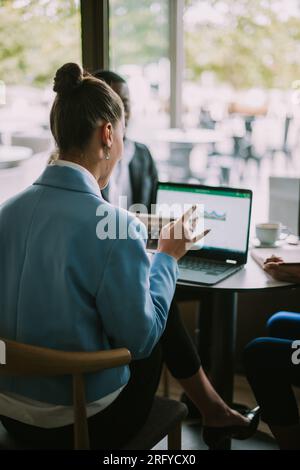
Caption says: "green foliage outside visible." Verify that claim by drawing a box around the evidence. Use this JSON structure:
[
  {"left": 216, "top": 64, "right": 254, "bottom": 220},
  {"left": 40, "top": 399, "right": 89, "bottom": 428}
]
[
  {"left": 109, "top": 0, "right": 169, "bottom": 68},
  {"left": 0, "top": 0, "right": 81, "bottom": 86},
  {"left": 111, "top": 0, "right": 300, "bottom": 90},
  {"left": 185, "top": 0, "right": 300, "bottom": 89},
  {"left": 1, "top": 0, "right": 300, "bottom": 90}
]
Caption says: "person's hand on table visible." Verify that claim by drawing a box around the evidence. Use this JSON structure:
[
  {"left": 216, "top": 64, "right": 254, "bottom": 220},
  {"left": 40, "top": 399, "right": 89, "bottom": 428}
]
[{"left": 263, "top": 255, "right": 300, "bottom": 283}]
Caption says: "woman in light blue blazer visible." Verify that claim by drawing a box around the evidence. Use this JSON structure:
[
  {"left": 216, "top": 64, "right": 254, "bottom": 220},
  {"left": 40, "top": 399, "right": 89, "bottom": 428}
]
[{"left": 0, "top": 63, "right": 257, "bottom": 449}]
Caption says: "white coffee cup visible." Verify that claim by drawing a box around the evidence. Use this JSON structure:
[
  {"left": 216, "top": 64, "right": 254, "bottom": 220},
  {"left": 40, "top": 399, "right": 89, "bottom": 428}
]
[{"left": 255, "top": 222, "right": 288, "bottom": 246}]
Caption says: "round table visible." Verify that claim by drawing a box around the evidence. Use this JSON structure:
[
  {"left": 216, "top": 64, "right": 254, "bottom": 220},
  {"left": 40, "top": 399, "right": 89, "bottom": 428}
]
[
  {"left": 155, "top": 128, "right": 226, "bottom": 179},
  {"left": 176, "top": 254, "right": 298, "bottom": 448},
  {"left": 0, "top": 145, "right": 33, "bottom": 169},
  {"left": 156, "top": 128, "right": 226, "bottom": 145}
]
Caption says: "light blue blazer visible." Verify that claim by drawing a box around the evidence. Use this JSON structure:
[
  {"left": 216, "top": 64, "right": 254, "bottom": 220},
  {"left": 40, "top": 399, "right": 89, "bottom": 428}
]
[{"left": 0, "top": 165, "right": 178, "bottom": 405}]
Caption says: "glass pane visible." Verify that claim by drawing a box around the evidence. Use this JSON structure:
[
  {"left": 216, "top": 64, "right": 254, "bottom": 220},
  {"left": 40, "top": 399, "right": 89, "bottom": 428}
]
[
  {"left": 0, "top": 0, "right": 81, "bottom": 204},
  {"left": 183, "top": 0, "right": 300, "bottom": 229},
  {"left": 109, "top": 0, "right": 170, "bottom": 164}
]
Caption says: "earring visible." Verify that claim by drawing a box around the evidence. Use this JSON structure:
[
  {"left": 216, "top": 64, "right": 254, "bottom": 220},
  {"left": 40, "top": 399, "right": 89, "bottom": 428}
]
[{"left": 104, "top": 146, "right": 110, "bottom": 160}]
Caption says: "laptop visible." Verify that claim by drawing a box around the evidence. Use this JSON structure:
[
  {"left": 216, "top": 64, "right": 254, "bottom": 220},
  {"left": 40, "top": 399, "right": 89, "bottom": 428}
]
[{"left": 153, "top": 182, "right": 252, "bottom": 285}]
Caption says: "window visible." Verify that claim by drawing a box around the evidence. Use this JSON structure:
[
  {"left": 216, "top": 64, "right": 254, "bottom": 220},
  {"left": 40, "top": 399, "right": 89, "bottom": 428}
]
[
  {"left": 109, "top": 0, "right": 300, "bottom": 225},
  {"left": 183, "top": 0, "right": 300, "bottom": 223},
  {"left": 109, "top": 0, "right": 170, "bottom": 165},
  {"left": 0, "top": 0, "right": 81, "bottom": 204}
]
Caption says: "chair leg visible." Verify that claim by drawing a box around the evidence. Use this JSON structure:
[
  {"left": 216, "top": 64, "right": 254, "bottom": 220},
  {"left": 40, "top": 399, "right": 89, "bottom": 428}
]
[
  {"left": 168, "top": 422, "right": 182, "bottom": 450},
  {"left": 162, "top": 364, "right": 170, "bottom": 398}
]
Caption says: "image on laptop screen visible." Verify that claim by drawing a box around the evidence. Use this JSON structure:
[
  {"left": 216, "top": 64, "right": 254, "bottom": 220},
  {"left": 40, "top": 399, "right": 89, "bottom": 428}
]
[{"left": 155, "top": 183, "right": 252, "bottom": 256}]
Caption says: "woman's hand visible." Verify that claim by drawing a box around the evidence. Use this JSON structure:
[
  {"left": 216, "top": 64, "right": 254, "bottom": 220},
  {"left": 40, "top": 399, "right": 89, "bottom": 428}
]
[
  {"left": 263, "top": 256, "right": 300, "bottom": 283},
  {"left": 157, "top": 205, "right": 210, "bottom": 261}
]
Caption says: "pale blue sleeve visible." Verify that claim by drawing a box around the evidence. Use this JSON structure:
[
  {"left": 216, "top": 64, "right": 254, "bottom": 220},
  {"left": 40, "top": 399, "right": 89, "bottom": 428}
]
[{"left": 96, "top": 220, "right": 179, "bottom": 359}]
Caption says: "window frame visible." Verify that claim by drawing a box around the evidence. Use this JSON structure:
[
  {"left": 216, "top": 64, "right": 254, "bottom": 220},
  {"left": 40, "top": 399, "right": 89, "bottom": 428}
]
[
  {"left": 81, "top": 0, "right": 109, "bottom": 72},
  {"left": 81, "top": 0, "right": 184, "bottom": 128}
]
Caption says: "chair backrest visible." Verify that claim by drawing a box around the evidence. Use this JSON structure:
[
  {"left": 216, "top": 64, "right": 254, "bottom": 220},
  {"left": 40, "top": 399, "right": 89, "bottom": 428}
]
[{"left": 0, "top": 338, "right": 131, "bottom": 449}]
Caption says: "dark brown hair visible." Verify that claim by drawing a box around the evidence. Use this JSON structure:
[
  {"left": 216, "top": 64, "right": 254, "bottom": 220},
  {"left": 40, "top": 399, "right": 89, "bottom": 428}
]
[{"left": 50, "top": 63, "right": 123, "bottom": 153}]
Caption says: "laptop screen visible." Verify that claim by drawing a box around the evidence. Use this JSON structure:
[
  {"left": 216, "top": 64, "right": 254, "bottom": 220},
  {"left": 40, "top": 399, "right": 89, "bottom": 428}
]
[{"left": 155, "top": 182, "right": 252, "bottom": 263}]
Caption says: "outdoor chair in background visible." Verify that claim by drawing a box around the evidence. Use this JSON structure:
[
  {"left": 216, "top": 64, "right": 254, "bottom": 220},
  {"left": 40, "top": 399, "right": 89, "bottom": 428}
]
[{"left": 267, "top": 114, "right": 293, "bottom": 165}]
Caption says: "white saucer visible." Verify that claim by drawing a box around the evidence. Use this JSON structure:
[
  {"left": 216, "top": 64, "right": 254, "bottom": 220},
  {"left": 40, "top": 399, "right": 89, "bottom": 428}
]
[{"left": 251, "top": 239, "right": 283, "bottom": 249}]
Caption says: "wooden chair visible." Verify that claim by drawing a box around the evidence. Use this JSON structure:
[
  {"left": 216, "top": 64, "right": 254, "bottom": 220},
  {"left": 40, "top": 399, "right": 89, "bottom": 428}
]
[{"left": 0, "top": 338, "right": 187, "bottom": 450}]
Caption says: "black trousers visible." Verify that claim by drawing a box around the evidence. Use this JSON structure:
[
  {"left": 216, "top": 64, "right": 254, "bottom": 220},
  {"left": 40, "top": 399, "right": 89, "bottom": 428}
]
[
  {"left": 1, "top": 300, "right": 201, "bottom": 449},
  {"left": 244, "top": 311, "right": 300, "bottom": 426}
]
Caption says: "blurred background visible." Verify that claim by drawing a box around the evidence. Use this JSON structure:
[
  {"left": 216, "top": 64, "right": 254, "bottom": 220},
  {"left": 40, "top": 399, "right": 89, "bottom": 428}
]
[
  {"left": 1, "top": 0, "right": 300, "bottom": 228},
  {"left": 1, "top": 1, "right": 300, "bottom": 444}
]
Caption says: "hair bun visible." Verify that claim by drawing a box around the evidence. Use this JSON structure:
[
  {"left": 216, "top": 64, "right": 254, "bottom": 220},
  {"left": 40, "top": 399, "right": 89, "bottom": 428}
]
[{"left": 53, "top": 63, "right": 83, "bottom": 96}]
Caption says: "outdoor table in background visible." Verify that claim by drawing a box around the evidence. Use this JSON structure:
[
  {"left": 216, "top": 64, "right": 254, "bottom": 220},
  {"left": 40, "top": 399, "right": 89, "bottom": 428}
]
[
  {"left": 155, "top": 128, "right": 226, "bottom": 179},
  {"left": 0, "top": 145, "right": 33, "bottom": 169}
]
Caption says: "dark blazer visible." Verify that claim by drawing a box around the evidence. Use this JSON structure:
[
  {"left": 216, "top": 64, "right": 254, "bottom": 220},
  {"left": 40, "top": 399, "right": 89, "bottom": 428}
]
[{"left": 102, "top": 141, "right": 158, "bottom": 212}]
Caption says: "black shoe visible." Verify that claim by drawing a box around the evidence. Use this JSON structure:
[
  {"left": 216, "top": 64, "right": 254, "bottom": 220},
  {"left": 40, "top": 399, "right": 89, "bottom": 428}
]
[{"left": 202, "top": 406, "right": 260, "bottom": 449}]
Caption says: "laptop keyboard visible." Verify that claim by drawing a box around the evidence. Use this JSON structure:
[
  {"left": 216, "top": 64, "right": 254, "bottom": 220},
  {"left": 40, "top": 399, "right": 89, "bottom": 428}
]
[{"left": 179, "top": 257, "right": 234, "bottom": 275}]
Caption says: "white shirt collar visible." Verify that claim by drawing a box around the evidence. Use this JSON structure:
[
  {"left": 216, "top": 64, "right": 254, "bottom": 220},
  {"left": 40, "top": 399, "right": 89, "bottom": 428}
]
[{"left": 50, "top": 159, "right": 101, "bottom": 196}]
